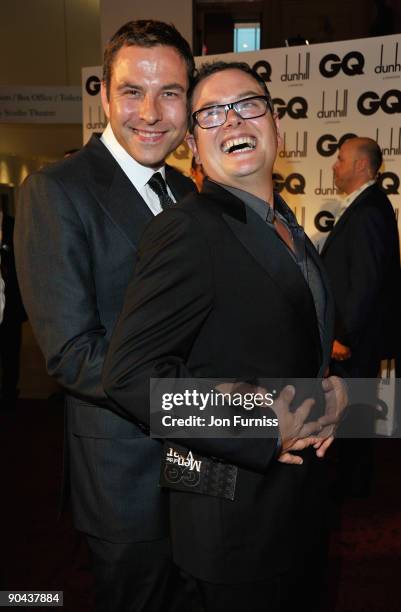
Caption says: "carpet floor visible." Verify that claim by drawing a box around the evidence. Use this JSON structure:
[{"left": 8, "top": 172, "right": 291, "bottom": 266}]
[{"left": 1, "top": 398, "right": 401, "bottom": 611}]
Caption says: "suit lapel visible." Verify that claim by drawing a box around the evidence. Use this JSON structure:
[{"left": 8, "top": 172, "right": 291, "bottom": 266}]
[
  {"left": 84, "top": 135, "right": 154, "bottom": 249},
  {"left": 166, "top": 165, "right": 196, "bottom": 200},
  {"left": 202, "top": 181, "right": 320, "bottom": 339}
]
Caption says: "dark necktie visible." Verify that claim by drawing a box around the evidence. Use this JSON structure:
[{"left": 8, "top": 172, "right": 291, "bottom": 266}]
[{"left": 148, "top": 172, "right": 174, "bottom": 210}]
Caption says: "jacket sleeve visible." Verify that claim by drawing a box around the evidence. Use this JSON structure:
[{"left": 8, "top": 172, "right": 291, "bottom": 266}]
[
  {"left": 15, "top": 171, "right": 114, "bottom": 407},
  {"left": 103, "top": 208, "right": 278, "bottom": 473}
]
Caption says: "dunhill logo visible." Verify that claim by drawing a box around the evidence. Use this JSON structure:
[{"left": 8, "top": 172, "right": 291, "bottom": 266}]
[
  {"left": 292, "top": 206, "right": 306, "bottom": 227},
  {"left": 375, "top": 127, "right": 401, "bottom": 156},
  {"left": 317, "top": 90, "right": 348, "bottom": 119},
  {"left": 86, "top": 106, "right": 107, "bottom": 131},
  {"left": 279, "top": 131, "right": 308, "bottom": 158},
  {"left": 375, "top": 43, "right": 401, "bottom": 75},
  {"left": 314, "top": 170, "right": 341, "bottom": 196},
  {"left": 280, "top": 53, "right": 310, "bottom": 82},
  {"left": 316, "top": 133, "right": 357, "bottom": 157}
]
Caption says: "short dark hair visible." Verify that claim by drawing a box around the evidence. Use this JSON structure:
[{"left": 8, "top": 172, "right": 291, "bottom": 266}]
[
  {"left": 188, "top": 61, "right": 272, "bottom": 133},
  {"left": 103, "top": 20, "right": 195, "bottom": 98}
]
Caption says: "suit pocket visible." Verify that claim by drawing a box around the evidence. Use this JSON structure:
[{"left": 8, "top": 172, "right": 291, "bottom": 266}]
[{"left": 66, "top": 397, "right": 147, "bottom": 439}]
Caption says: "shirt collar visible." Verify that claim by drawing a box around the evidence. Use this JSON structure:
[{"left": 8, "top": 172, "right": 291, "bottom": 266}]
[
  {"left": 101, "top": 123, "right": 166, "bottom": 191},
  {"left": 210, "top": 179, "right": 297, "bottom": 227},
  {"left": 343, "top": 179, "right": 376, "bottom": 210}
]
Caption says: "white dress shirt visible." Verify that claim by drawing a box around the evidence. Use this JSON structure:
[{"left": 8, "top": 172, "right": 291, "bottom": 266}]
[
  {"left": 101, "top": 124, "right": 176, "bottom": 216},
  {"left": 335, "top": 179, "right": 376, "bottom": 223}
]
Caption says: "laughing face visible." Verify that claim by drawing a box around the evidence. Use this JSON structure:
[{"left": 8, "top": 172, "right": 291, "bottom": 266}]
[
  {"left": 188, "top": 69, "right": 280, "bottom": 200},
  {"left": 101, "top": 44, "right": 189, "bottom": 168}
]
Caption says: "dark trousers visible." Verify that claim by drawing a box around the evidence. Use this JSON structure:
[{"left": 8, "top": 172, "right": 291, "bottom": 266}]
[
  {"left": 331, "top": 357, "right": 380, "bottom": 497},
  {"left": 86, "top": 535, "right": 192, "bottom": 612},
  {"left": 192, "top": 571, "right": 325, "bottom": 612}
]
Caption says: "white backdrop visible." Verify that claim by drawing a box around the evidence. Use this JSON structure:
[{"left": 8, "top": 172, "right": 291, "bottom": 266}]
[{"left": 82, "top": 33, "right": 401, "bottom": 243}]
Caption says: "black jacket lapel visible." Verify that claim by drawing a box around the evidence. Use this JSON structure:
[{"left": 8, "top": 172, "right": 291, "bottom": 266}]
[
  {"left": 166, "top": 165, "right": 196, "bottom": 201},
  {"left": 83, "top": 135, "right": 154, "bottom": 249},
  {"left": 202, "top": 181, "right": 320, "bottom": 343}
]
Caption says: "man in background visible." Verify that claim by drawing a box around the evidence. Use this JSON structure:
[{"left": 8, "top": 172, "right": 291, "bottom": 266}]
[
  {"left": 322, "top": 137, "right": 400, "bottom": 377},
  {"left": 15, "top": 20, "right": 195, "bottom": 612},
  {"left": 321, "top": 136, "right": 401, "bottom": 494}
]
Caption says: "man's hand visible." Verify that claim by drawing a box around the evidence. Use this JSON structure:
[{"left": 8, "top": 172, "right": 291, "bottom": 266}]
[
  {"left": 278, "top": 436, "right": 325, "bottom": 465},
  {"left": 272, "top": 385, "right": 322, "bottom": 465},
  {"left": 331, "top": 339, "right": 351, "bottom": 361},
  {"left": 317, "top": 376, "right": 348, "bottom": 438},
  {"left": 302, "top": 376, "right": 349, "bottom": 460}
]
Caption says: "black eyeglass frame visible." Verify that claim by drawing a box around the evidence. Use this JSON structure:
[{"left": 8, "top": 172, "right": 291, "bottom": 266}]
[{"left": 192, "top": 95, "right": 273, "bottom": 130}]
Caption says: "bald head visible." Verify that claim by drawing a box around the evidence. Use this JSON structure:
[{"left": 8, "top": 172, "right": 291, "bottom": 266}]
[{"left": 333, "top": 137, "right": 383, "bottom": 195}]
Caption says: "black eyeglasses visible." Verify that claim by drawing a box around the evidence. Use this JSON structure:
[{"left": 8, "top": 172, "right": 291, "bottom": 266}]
[{"left": 192, "top": 95, "right": 273, "bottom": 129}]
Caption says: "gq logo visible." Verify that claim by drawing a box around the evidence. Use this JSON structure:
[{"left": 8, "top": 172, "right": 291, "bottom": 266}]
[
  {"left": 85, "top": 75, "right": 101, "bottom": 96},
  {"left": 314, "top": 211, "right": 335, "bottom": 233},
  {"left": 319, "top": 52, "right": 364, "bottom": 78},
  {"left": 252, "top": 60, "right": 272, "bottom": 83},
  {"left": 316, "top": 133, "right": 357, "bottom": 157},
  {"left": 378, "top": 172, "right": 399, "bottom": 195},
  {"left": 272, "top": 97, "right": 308, "bottom": 119},
  {"left": 357, "top": 90, "right": 401, "bottom": 115},
  {"left": 273, "top": 173, "right": 306, "bottom": 195}
]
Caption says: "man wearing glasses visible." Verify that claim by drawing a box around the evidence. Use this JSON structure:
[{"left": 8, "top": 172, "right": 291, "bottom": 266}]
[{"left": 104, "top": 61, "right": 344, "bottom": 611}]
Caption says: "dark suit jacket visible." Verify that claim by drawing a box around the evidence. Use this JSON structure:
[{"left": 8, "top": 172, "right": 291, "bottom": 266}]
[
  {"left": 15, "top": 134, "right": 195, "bottom": 542},
  {"left": 321, "top": 183, "right": 401, "bottom": 376},
  {"left": 103, "top": 180, "right": 334, "bottom": 582}
]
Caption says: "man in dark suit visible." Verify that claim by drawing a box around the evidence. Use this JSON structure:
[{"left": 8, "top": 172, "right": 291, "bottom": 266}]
[
  {"left": 103, "top": 61, "right": 346, "bottom": 612},
  {"left": 321, "top": 137, "right": 400, "bottom": 377},
  {"left": 15, "top": 20, "right": 195, "bottom": 612},
  {"left": 321, "top": 137, "right": 400, "bottom": 494}
]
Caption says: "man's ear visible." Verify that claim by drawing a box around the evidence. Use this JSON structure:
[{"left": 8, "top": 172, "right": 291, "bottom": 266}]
[
  {"left": 186, "top": 133, "right": 201, "bottom": 164},
  {"left": 100, "top": 81, "right": 110, "bottom": 120},
  {"left": 358, "top": 156, "right": 370, "bottom": 176}
]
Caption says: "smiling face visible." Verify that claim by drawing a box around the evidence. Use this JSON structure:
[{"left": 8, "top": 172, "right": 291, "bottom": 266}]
[
  {"left": 101, "top": 44, "right": 189, "bottom": 168},
  {"left": 188, "top": 69, "right": 280, "bottom": 201}
]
